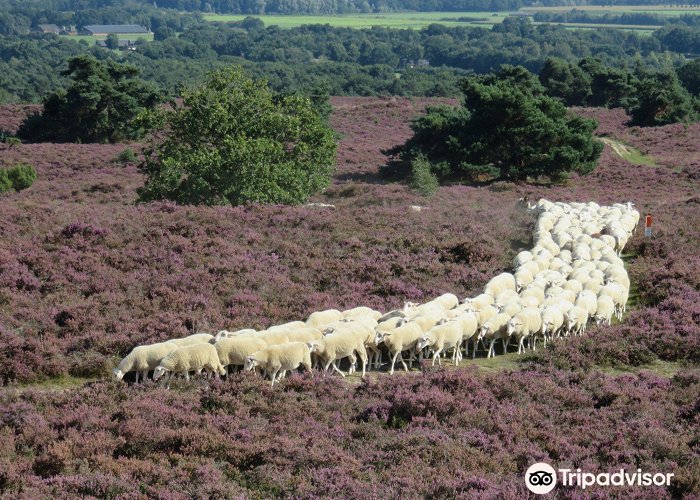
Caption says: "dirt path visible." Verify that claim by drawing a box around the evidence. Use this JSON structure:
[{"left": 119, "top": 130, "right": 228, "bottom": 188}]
[{"left": 600, "top": 137, "right": 633, "bottom": 158}]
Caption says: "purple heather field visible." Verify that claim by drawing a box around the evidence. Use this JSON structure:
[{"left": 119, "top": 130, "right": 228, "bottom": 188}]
[{"left": 0, "top": 97, "right": 698, "bottom": 498}]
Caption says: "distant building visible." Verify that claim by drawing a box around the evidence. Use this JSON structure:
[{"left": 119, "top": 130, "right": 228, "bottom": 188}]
[
  {"left": 80, "top": 25, "right": 150, "bottom": 36},
  {"left": 31, "top": 24, "right": 61, "bottom": 35}
]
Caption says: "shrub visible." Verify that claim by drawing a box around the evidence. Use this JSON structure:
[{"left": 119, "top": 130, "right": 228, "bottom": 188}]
[
  {"left": 114, "top": 148, "right": 137, "bottom": 164},
  {"left": 0, "top": 169, "right": 11, "bottom": 193},
  {"left": 137, "top": 66, "right": 337, "bottom": 206},
  {"left": 6, "top": 163, "right": 36, "bottom": 191},
  {"left": 409, "top": 154, "right": 439, "bottom": 197}
]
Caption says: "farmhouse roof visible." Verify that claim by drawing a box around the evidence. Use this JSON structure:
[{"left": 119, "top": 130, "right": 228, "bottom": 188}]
[{"left": 83, "top": 25, "right": 150, "bottom": 34}]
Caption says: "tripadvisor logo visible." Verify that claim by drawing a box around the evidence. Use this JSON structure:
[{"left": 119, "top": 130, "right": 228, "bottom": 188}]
[
  {"left": 525, "top": 462, "right": 674, "bottom": 494},
  {"left": 525, "top": 463, "right": 557, "bottom": 494}
]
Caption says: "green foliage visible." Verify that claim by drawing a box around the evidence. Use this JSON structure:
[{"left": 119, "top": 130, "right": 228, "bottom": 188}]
[
  {"left": 137, "top": 66, "right": 337, "bottom": 206},
  {"left": 17, "top": 55, "right": 162, "bottom": 143},
  {"left": 398, "top": 65, "right": 603, "bottom": 184},
  {"left": 409, "top": 154, "right": 439, "bottom": 197},
  {"left": 114, "top": 148, "right": 137, "bottom": 164},
  {"left": 105, "top": 33, "right": 119, "bottom": 50},
  {"left": 539, "top": 57, "right": 591, "bottom": 106},
  {"left": 677, "top": 58, "right": 700, "bottom": 96},
  {"left": 628, "top": 71, "right": 698, "bottom": 126},
  {"left": 2, "top": 163, "right": 36, "bottom": 191},
  {"left": 0, "top": 169, "right": 11, "bottom": 193}
]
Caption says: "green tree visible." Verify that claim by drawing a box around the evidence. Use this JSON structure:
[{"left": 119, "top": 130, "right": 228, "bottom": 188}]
[
  {"left": 137, "top": 66, "right": 337, "bottom": 206},
  {"left": 17, "top": 56, "right": 162, "bottom": 143},
  {"left": 628, "top": 71, "right": 698, "bottom": 126},
  {"left": 105, "top": 33, "right": 119, "bottom": 49},
  {"left": 539, "top": 57, "right": 591, "bottom": 106},
  {"left": 396, "top": 65, "right": 602, "bottom": 183},
  {"left": 677, "top": 58, "right": 700, "bottom": 96}
]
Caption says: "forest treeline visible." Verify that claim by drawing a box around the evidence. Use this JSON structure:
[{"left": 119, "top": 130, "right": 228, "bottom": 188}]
[
  {"left": 3, "top": 16, "right": 700, "bottom": 103},
  {"left": 2, "top": 0, "right": 699, "bottom": 17}
]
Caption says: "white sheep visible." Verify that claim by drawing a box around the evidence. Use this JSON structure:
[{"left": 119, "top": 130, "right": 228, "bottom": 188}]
[
  {"left": 484, "top": 273, "right": 516, "bottom": 298},
  {"left": 478, "top": 313, "right": 511, "bottom": 358},
  {"left": 213, "top": 329, "right": 257, "bottom": 342},
  {"left": 324, "top": 320, "right": 380, "bottom": 370},
  {"left": 540, "top": 306, "right": 565, "bottom": 343},
  {"left": 153, "top": 343, "right": 226, "bottom": 381},
  {"left": 507, "top": 308, "right": 542, "bottom": 353},
  {"left": 599, "top": 282, "right": 629, "bottom": 321},
  {"left": 267, "top": 321, "right": 307, "bottom": 333},
  {"left": 306, "top": 309, "right": 344, "bottom": 329},
  {"left": 342, "top": 306, "right": 382, "bottom": 321},
  {"left": 375, "top": 320, "right": 424, "bottom": 374},
  {"left": 166, "top": 333, "right": 215, "bottom": 347},
  {"left": 244, "top": 342, "right": 313, "bottom": 387},
  {"left": 594, "top": 295, "right": 616, "bottom": 326},
  {"left": 215, "top": 337, "right": 268, "bottom": 374},
  {"left": 113, "top": 341, "right": 178, "bottom": 382},
  {"left": 565, "top": 306, "right": 589, "bottom": 336},
  {"left": 309, "top": 331, "right": 368, "bottom": 377},
  {"left": 417, "top": 320, "right": 464, "bottom": 366},
  {"left": 575, "top": 290, "right": 598, "bottom": 317}
]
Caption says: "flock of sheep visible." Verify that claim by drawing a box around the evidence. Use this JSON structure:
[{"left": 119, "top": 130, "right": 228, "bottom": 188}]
[{"left": 113, "top": 198, "right": 639, "bottom": 386}]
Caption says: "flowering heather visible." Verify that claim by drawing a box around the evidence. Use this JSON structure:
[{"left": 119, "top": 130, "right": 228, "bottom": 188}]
[{"left": 0, "top": 98, "right": 698, "bottom": 496}]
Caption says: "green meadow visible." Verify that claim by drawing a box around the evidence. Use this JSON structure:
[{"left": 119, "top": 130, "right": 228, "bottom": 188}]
[{"left": 203, "top": 11, "right": 508, "bottom": 29}]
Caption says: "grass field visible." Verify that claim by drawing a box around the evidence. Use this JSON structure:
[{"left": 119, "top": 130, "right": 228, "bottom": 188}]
[
  {"left": 521, "top": 5, "right": 700, "bottom": 15},
  {"left": 203, "top": 6, "right": 700, "bottom": 32},
  {"left": 203, "top": 11, "right": 508, "bottom": 29}
]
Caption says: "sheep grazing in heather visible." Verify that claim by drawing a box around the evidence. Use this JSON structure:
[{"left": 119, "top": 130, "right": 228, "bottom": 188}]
[
  {"left": 507, "top": 308, "right": 542, "bottom": 354},
  {"left": 244, "top": 342, "right": 312, "bottom": 387},
  {"left": 484, "top": 273, "right": 516, "bottom": 298},
  {"left": 166, "top": 333, "right": 215, "bottom": 347},
  {"left": 267, "top": 321, "right": 307, "bottom": 333},
  {"left": 213, "top": 329, "right": 257, "bottom": 342},
  {"left": 565, "top": 306, "right": 589, "bottom": 336},
  {"left": 306, "top": 309, "right": 344, "bottom": 329},
  {"left": 478, "top": 313, "right": 511, "bottom": 358},
  {"left": 342, "top": 306, "right": 382, "bottom": 321},
  {"left": 113, "top": 341, "right": 179, "bottom": 383},
  {"left": 215, "top": 337, "right": 268, "bottom": 374},
  {"left": 375, "top": 319, "right": 424, "bottom": 374},
  {"left": 153, "top": 343, "right": 226, "bottom": 382},
  {"left": 417, "top": 320, "right": 464, "bottom": 366},
  {"left": 540, "top": 306, "right": 565, "bottom": 343},
  {"left": 308, "top": 331, "right": 368, "bottom": 377},
  {"left": 594, "top": 295, "right": 616, "bottom": 326},
  {"left": 325, "top": 320, "right": 381, "bottom": 370}
]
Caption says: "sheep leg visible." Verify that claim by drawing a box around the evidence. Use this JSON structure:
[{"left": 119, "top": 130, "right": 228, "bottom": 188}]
[
  {"left": 399, "top": 351, "right": 410, "bottom": 372},
  {"left": 501, "top": 338, "right": 507, "bottom": 354},
  {"left": 270, "top": 369, "right": 279, "bottom": 387},
  {"left": 388, "top": 351, "right": 400, "bottom": 375},
  {"left": 488, "top": 339, "right": 496, "bottom": 358},
  {"left": 331, "top": 360, "right": 346, "bottom": 378},
  {"left": 432, "top": 349, "right": 442, "bottom": 366},
  {"left": 134, "top": 371, "right": 139, "bottom": 384},
  {"left": 358, "top": 350, "right": 368, "bottom": 378}
]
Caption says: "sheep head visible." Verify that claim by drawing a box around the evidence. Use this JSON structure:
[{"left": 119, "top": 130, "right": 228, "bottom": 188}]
[
  {"left": 416, "top": 334, "right": 433, "bottom": 351},
  {"left": 112, "top": 368, "right": 124, "bottom": 381},
  {"left": 244, "top": 356, "right": 260, "bottom": 371},
  {"left": 152, "top": 365, "right": 167, "bottom": 381}
]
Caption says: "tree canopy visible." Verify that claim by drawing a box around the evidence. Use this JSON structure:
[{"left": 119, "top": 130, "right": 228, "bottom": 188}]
[
  {"left": 17, "top": 55, "right": 161, "bottom": 143},
  {"left": 137, "top": 66, "right": 337, "bottom": 206},
  {"left": 396, "top": 65, "right": 603, "bottom": 183}
]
